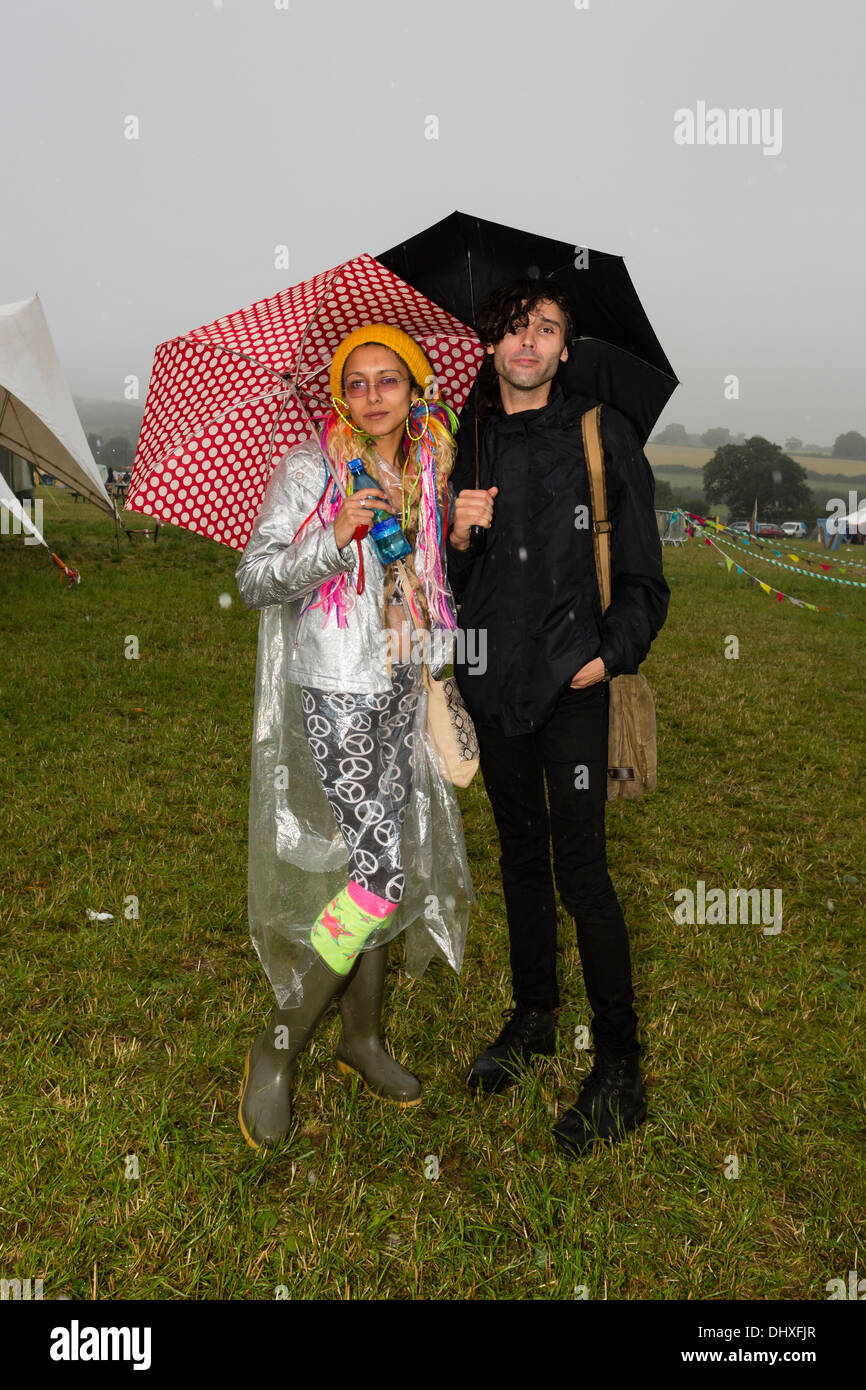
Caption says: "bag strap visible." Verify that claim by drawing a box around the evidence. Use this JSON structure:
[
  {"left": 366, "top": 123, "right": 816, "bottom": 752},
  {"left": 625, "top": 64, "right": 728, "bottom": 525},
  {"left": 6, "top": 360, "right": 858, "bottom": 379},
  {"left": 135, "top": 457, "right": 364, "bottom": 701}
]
[
  {"left": 582, "top": 407, "right": 641, "bottom": 789},
  {"left": 580, "top": 404, "right": 612, "bottom": 614}
]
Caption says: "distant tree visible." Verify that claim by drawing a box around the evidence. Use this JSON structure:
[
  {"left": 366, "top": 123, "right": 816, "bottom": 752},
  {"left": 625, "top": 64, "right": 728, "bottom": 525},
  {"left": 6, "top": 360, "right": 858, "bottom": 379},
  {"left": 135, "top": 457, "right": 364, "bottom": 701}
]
[
  {"left": 104, "top": 436, "right": 133, "bottom": 470},
  {"left": 785, "top": 436, "right": 803, "bottom": 453},
  {"left": 652, "top": 422, "right": 689, "bottom": 445},
  {"left": 87, "top": 432, "right": 103, "bottom": 461},
  {"left": 652, "top": 478, "right": 674, "bottom": 509},
  {"left": 703, "top": 437, "right": 812, "bottom": 520},
  {"left": 701, "top": 427, "right": 730, "bottom": 448},
  {"left": 833, "top": 430, "right": 866, "bottom": 461}
]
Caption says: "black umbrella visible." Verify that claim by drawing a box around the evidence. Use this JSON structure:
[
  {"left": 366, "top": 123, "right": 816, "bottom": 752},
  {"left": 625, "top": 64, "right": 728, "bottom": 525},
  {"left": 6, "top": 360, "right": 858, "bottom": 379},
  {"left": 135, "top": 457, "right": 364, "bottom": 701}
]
[{"left": 377, "top": 209, "right": 678, "bottom": 445}]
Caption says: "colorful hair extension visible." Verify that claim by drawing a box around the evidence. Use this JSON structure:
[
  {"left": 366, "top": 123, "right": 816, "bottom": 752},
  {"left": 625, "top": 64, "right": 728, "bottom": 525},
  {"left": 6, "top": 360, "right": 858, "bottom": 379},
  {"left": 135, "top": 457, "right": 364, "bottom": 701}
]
[
  {"left": 291, "top": 448, "right": 356, "bottom": 628},
  {"left": 404, "top": 397, "right": 458, "bottom": 630}
]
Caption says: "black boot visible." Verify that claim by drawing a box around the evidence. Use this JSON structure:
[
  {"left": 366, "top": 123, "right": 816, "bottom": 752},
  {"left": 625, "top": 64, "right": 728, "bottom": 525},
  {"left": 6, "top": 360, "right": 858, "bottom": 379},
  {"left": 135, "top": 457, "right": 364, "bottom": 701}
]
[
  {"left": 467, "top": 1006, "right": 556, "bottom": 1094},
  {"left": 552, "top": 1048, "right": 646, "bottom": 1156}
]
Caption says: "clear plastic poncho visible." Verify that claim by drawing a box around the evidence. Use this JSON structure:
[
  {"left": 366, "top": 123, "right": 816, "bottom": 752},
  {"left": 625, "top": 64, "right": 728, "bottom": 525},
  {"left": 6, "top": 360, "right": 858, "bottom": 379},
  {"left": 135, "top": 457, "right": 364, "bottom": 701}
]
[{"left": 238, "top": 444, "right": 475, "bottom": 1008}]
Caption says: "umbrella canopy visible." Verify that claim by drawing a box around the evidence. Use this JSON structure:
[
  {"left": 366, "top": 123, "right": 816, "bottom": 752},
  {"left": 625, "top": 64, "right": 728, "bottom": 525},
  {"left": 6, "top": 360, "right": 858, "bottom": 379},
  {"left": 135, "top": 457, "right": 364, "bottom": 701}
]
[
  {"left": 126, "top": 254, "right": 484, "bottom": 551},
  {"left": 377, "top": 210, "right": 678, "bottom": 443},
  {"left": 0, "top": 294, "right": 115, "bottom": 515}
]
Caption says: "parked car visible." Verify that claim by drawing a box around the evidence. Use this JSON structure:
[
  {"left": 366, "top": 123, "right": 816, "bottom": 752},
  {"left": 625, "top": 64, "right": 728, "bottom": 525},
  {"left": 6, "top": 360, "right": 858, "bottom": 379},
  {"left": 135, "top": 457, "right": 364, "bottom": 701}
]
[
  {"left": 781, "top": 521, "right": 808, "bottom": 538},
  {"left": 727, "top": 520, "right": 751, "bottom": 533},
  {"left": 756, "top": 522, "right": 786, "bottom": 539}
]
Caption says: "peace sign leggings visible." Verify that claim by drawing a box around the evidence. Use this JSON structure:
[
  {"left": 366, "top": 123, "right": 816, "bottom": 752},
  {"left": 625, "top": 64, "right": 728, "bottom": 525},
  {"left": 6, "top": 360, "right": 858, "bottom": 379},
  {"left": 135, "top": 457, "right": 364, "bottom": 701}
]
[{"left": 300, "top": 663, "right": 421, "bottom": 905}]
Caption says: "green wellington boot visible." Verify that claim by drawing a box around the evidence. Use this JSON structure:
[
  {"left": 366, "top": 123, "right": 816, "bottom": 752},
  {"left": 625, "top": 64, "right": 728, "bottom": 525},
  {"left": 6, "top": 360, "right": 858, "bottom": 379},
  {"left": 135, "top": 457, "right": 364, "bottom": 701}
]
[
  {"left": 238, "top": 949, "right": 347, "bottom": 1151},
  {"left": 334, "top": 943, "right": 422, "bottom": 1105}
]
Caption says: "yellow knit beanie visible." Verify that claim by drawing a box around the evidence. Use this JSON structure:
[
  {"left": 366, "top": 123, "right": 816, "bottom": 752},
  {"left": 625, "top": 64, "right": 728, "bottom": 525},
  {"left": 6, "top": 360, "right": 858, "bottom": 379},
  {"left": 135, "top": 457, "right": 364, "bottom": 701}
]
[{"left": 329, "top": 324, "right": 434, "bottom": 402}]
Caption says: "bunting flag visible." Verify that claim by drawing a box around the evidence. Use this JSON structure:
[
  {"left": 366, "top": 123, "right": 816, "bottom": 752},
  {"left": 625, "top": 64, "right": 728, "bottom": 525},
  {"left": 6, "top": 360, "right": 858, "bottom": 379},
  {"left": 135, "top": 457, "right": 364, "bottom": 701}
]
[
  {"left": 671, "top": 510, "right": 866, "bottom": 579},
  {"left": 681, "top": 517, "right": 866, "bottom": 624},
  {"left": 704, "top": 532, "right": 866, "bottom": 588},
  {"left": 726, "top": 532, "right": 866, "bottom": 577},
  {"left": 816, "top": 551, "right": 866, "bottom": 572}
]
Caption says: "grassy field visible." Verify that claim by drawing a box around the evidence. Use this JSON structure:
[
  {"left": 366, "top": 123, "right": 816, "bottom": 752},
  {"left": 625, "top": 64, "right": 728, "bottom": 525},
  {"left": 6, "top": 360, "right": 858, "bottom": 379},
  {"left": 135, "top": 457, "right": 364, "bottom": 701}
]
[{"left": 1, "top": 491, "right": 864, "bottom": 1301}]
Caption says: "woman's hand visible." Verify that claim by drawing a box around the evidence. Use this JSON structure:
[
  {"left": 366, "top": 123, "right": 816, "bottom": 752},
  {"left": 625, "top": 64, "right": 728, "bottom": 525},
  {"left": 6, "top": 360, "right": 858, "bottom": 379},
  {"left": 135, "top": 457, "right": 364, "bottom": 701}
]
[
  {"left": 449, "top": 486, "right": 499, "bottom": 549},
  {"left": 333, "top": 489, "right": 395, "bottom": 549},
  {"left": 570, "top": 657, "right": 607, "bottom": 689}
]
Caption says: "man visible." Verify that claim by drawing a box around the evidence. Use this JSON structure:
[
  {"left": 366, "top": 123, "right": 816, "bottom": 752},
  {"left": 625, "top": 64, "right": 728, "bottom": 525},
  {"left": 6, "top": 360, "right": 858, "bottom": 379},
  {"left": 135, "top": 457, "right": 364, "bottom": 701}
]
[{"left": 447, "top": 278, "right": 670, "bottom": 1157}]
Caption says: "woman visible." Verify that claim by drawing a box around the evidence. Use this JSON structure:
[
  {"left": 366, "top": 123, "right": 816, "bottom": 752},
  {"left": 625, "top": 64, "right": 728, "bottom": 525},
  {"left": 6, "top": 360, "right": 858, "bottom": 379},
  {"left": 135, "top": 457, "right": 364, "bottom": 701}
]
[{"left": 234, "top": 323, "right": 474, "bottom": 1150}]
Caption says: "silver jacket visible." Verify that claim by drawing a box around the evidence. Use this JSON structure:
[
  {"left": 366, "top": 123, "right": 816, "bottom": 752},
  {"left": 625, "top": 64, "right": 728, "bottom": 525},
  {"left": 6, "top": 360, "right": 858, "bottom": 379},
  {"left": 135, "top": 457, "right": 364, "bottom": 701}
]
[{"left": 234, "top": 440, "right": 454, "bottom": 689}]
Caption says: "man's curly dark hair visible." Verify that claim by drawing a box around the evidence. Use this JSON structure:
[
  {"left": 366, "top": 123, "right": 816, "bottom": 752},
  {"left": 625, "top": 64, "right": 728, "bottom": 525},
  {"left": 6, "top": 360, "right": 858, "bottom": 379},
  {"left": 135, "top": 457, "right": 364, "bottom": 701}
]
[{"left": 474, "top": 277, "right": 575, "bottom": 348}]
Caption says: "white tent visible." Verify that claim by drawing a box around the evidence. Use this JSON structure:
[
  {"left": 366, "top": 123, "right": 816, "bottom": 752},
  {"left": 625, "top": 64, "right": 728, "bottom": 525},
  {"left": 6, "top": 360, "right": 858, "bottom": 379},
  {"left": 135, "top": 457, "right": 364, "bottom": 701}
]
[{"left": 0, "top": 294, "right": 117, "bottom": 517}]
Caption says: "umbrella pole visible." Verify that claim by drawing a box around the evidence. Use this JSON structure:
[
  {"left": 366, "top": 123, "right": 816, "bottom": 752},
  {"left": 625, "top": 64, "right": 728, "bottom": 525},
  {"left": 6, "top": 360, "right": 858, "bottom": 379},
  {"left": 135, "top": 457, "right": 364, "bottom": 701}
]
[{"left": 467, "top": 246, "right": 484, "bottom": 548}]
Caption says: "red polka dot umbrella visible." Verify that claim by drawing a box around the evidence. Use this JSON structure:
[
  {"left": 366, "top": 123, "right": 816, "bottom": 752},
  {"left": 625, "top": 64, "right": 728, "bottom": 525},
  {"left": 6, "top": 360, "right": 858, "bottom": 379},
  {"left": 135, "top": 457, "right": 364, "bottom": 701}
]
[{"left": 125, "top": 253, "right": 485, "bottom": 550}]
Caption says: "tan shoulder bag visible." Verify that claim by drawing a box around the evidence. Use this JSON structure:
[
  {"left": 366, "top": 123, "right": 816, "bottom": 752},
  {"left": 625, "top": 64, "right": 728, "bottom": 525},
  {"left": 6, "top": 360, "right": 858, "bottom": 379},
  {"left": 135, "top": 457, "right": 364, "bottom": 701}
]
[
  {"left": 395, "top": 564, "right": 480, "bottom": 788},
  {"left": 581, "top": 405, "right": 658, "bottom": 802}
]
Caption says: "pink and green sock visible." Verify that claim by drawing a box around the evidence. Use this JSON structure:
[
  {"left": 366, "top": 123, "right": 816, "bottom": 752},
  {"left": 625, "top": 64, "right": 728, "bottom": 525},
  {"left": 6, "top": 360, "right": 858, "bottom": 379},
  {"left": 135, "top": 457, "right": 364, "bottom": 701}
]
[{"left": 310, "top": 880, "right": 397, "bottom": 974}]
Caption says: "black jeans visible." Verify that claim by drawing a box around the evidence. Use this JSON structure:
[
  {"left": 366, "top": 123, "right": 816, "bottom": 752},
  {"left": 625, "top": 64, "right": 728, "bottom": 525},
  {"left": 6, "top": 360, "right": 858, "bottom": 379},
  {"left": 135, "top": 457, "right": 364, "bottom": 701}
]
[{"left": 475, "top": 680, "right": 640, "bottom": 1057}]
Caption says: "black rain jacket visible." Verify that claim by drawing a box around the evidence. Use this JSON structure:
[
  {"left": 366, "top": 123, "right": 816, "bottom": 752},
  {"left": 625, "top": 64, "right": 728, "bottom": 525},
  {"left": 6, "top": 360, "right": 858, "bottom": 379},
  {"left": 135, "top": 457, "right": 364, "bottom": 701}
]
[{"left": 446, "top": 383, "right": 670, "bottom": 736}]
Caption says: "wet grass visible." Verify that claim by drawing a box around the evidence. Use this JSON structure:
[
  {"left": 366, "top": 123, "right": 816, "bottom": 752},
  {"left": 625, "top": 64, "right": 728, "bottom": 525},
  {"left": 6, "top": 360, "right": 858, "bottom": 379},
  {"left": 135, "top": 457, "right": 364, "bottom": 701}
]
[{"left": 1, "top": 491, "right": 864, "bottom": 1300}]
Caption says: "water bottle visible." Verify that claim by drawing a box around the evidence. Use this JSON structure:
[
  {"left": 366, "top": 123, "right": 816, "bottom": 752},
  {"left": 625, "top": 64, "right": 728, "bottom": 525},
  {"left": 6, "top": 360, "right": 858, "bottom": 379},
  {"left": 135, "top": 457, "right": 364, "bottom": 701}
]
[{"left": 346, "top": 458, "right": 411, "bottom": 563}]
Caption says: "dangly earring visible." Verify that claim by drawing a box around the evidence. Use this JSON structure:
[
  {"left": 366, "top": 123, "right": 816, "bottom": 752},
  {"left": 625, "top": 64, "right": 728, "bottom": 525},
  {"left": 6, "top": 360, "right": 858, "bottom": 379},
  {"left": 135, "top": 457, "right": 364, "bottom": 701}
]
[
  {"left": 405, "top": 395, "right": 430, "bottom": 443},
  {"left": 331, "top": 394, "right": 367, "bottom": 435}
]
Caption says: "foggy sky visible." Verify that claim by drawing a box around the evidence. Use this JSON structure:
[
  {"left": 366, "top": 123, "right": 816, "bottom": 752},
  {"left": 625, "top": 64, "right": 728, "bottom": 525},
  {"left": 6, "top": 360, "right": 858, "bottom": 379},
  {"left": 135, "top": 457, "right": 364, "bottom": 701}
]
[{"left": 2, "top": 0, "right": 864, "bottom": 446}]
